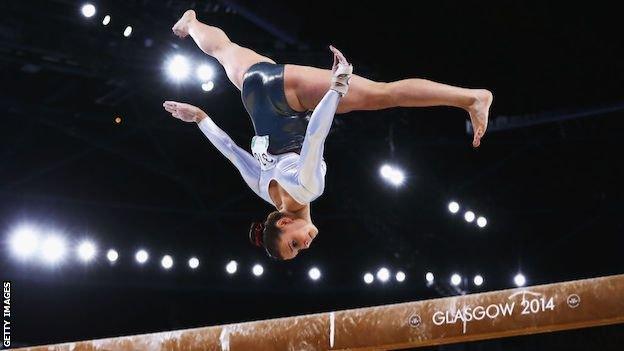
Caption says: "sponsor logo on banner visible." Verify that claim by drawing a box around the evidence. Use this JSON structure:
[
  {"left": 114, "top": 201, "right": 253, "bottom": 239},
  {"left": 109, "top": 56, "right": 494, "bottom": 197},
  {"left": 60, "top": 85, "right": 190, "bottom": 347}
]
[{"left": 408, "top": 290, "right": 580, "bottom": 334}]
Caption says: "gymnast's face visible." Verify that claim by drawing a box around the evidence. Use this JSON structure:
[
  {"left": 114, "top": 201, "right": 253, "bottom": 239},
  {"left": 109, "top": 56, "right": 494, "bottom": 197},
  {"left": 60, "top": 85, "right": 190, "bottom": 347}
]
[{"left": 276, "top": 217, "right": 318, "bottom": 260}]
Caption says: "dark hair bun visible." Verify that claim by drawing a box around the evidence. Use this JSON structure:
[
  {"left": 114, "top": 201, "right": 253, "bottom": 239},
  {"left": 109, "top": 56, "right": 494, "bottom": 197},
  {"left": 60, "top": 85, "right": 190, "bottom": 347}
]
[{"left": 249, "top": 222, "right": 265, "bottom": 247}]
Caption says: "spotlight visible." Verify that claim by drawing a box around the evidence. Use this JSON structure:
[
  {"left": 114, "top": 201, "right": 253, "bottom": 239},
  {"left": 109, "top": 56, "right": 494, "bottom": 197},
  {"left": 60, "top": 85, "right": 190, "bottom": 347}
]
[
  {"left": 123, "top": 26, "right": 133, "bottom": 37},
  {"left": 106, "top": 249, "right": 119, "bottom": 262},
  {"left": 252, "top": 264, "right": 264, "bottom": 277},
  {"left": 474, "top": 275, "right": 484, "bottom": 286},
  {"left": 114, "top": 116, "right": 122, "bottom": 124},
  {"left": 380, "top": 165, "right": 393, "bottom": 178},
  {"left": 376, "top": 267, "right": 390, "bottom": 283},
  {"left": 379, "top": 164, "right": 406, "bottom": 186},
  {"left": 389, "top": 170, "right": 405, "bottom": 186},
  {"left": 464, "top": 211, "right": 475, "bottom": 223},
  {"left": 188, "top": 257, "right": 200, "bottom": 269},
  {"left": 9, "top": 225, "right": 40, "bottom": 259},
  {"left": 363, "top": 272, "right": 374, "bottom": 284},
  {"left": 450, "top": 273, "right": 462, "bottom": 286},
  {"left": 514, "top": 273, "right": 526, "bottom": 287},
  {"left": 448, "top": 201, "right": 460, "bottom": 214},
  {"left": 81, "top": 4, "right": 96, "bottom": 18},
  {"left": 135, "top": 249, "right": 149, "bottom": 264},
  {"left": 425, "top": 272, "right": 435, "bottom": 283},
  {"left": 102, "top": 15, "right": 111, "bottom": 26},
  {"left": 395, "top": 271, "right": 406, "bottom": 282},
  {"left": 477, "top": 216, "right": 487, "bottom": 228},
  {"left": 308, "top": 267, "right": 321, "bottom": 281},
  {"left": 226, "top": 260, "right": 238, "bottom": 274},
  {"left": 41, "top": 235, "right": 67, "bottom": 264},
  {"left": 161, "top": 255, "right": 173, "bottom": 269},
  {"left": 201, "top": 81, "right": 215, "bottom": 92},
  {"left": 77, "top": 240, "right": 97, "bottom": 262},
  {"left": 166, "top": 55, "right": 190, "bottom": 81},
  {"left": 196, "top": 64, "right": 215, "bottom": 81}
]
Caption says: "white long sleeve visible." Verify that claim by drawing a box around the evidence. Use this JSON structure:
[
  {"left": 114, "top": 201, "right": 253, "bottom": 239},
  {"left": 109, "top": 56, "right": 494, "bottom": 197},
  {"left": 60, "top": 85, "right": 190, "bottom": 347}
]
[
  {"left": 296, "top": 90, "right": 341, "bottom": 194},
  {"left": 196, "top": 90, "right": 341, "bottom": 207},
  {"left": 250, "top": 89, "right": 341, "bottom": 206},
  {"left": 197, "top": 117, "right": 262, "bottom": 197}
]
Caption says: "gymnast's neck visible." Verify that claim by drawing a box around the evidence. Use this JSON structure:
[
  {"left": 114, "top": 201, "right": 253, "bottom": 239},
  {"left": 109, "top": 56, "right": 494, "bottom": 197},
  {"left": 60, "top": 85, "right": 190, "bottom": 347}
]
[{"left": 269, "top": 180, "right": 312, "bottom": 222}]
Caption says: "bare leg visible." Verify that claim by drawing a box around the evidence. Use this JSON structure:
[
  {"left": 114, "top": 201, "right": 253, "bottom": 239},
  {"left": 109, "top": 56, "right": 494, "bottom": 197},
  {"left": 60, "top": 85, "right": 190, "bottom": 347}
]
[
  {"left": 172, "top": 10, "right": 275, "bottom": 90},
  {"left": 285, "top": 64, "right": 493, "bottom": 147},
  {"left": 173, "top": 12, "right": 492, "bottom": 146}
]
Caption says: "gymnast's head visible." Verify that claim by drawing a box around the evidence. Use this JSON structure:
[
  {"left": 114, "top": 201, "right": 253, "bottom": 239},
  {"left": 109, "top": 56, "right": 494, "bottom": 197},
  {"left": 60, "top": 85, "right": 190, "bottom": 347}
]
[{"left": 249, "top": 211, "right": 318, "bottom": 260}]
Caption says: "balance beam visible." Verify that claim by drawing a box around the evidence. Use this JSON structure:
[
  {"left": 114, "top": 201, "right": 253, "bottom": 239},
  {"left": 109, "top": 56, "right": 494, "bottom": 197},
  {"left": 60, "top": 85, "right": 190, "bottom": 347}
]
[{"left": 16, "top": 274, "right": 624, "bottom": 351}]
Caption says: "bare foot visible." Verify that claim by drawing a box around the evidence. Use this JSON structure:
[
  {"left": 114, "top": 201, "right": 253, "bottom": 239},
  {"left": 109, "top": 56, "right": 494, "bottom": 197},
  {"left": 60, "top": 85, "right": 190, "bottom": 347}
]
[
  {"left": 467, "top": 89, "right": 493, "bottom": 148},
  {"left": 172, "top": 10, "right": 196, "bottom": 38}
]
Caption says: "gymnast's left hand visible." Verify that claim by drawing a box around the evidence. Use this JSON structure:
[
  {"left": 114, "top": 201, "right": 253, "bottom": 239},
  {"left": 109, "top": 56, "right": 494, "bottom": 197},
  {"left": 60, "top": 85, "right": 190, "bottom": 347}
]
[
  {"left": 329, "top": 45, "right": 350, "bottom": 72},
  {"left": 163, "top": 101, "right": 207, "bottom": 123}
]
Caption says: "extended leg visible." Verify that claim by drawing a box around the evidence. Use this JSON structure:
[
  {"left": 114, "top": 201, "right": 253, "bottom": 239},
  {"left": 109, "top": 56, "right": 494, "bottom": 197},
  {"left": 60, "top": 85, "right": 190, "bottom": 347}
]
[
  {"left": 285, "top": 64, "right": 493, "bottom": 147},
  {"left": 172, "top": 10, "right": 275, "bottom": 90}
]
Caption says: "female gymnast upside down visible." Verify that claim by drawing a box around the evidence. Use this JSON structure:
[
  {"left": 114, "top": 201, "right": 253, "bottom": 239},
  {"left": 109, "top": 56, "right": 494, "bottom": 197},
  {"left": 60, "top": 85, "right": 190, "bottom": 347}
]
[{"left": 163, "top": 10, "right": 493, "bottom": 260}]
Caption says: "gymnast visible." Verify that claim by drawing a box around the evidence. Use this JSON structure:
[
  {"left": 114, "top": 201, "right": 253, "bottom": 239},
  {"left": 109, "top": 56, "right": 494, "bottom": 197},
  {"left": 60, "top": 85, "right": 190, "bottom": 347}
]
[{"left": 163, "top": 10, "right": 493, "bottom": 260}]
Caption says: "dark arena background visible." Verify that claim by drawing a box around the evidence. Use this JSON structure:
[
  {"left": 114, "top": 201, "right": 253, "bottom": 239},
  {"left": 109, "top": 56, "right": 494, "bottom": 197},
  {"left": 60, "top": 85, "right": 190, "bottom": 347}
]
[{"left": 1, "top": 1, "right": 623, "bottom": 350}]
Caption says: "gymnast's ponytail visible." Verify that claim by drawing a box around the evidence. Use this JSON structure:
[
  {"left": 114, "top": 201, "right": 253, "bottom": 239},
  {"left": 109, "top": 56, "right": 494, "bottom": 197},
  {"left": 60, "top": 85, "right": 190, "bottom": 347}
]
[
  {"left": 249, "top": 211, "right": 286, "bottom": 259},
  {"left": 249, "top": 222, "right": 265, "bottom": 247}
]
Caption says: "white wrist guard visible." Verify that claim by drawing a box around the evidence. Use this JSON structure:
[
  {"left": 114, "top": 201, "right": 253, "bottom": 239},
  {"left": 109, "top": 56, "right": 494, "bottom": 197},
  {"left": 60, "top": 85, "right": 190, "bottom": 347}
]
[{"left": 331, "top": 63, "right": 353, "bottom": 97}]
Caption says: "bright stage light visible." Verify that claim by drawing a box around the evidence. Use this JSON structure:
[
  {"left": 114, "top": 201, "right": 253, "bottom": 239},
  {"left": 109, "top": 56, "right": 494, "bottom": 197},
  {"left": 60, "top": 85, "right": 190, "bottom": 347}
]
[
  {"left": 376, "top": 267, "right": 390, "bottom": 282},
  {"left": 252, "top": 264, "right": 264, "bottom": 276},
  {"left": 201, "top": 81, "right": 215, "bottom": 92},
  {"left": 425, "top": 272, "right": 435, "bottom": 283},
  {"left": 188, "top": 257, "right": 200, "bottom": 269},
  {"left": 448, "top": 201, "right": 460, "bottom": 214},
  {"left": 388, "top": 170, "right": 405, "bottom": 186},
  {"left": 477, "top": 216, "right": 488, "bottom": 228},
  {"left": 380, "top": 164, "right": 406, "bottom": 186},
  {"left": 106, "top": 249, "right": 119, "bottom": 262},
  {"left": 166, "top": 55, "right": 190, "bottom": 81},
  {"left": 226, "top": 260, "right": 238, "bottom": 274},
  {"left": 450, "top": 273, "right": 462, "bottom": 286},
  {"left": 102, "top": 15, "right": 111, "bottom": 26},
  {"left": 514, "top": 273, "right": 526, "bottom": 287},
  {"left": 308, "top": 267, "right": 321, "bottom": 281},
  {"left": 161, "top": 255, "right": 173, "bottom": 269},
  {"left": 474, "top": 275, "right": 484, "bottom": 286},
  {"left": 464, "top": 211, "right": 475, "bottom": 223},
  {"left": 363, "top": 272, "right": 374, "bottom": 284},
  {"left": 196, "top": 64, "right": 215, "bottom": 81},
  {"left": 41, "top": 235, "right": 67, "bottom": 264},
  {"left": 135, "top": 249, "right": 149, "bottom": 264},
  {"left": 9, "top": 225, "right": 40, "bottom": 259},
  {"left": 395, "top": 271, "right": 406, "bottom": 282},
  {"left": 77, "top": 240, "right": 97, "bottom": 262},
  {"left": 123, "top": 26, "right": 133, "bottom": 37},
  {"left": 380, "top": 165, "right": 393, "bottom": 178},
  {"left": 81, "top": 4, "right": 96, "bottom": 18}
]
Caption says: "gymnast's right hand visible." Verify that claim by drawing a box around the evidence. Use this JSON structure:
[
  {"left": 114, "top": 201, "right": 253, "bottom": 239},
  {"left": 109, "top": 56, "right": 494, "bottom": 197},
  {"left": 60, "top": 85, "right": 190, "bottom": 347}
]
[{"left": 163, "top": 101, "right": 206, "bottom": 123}]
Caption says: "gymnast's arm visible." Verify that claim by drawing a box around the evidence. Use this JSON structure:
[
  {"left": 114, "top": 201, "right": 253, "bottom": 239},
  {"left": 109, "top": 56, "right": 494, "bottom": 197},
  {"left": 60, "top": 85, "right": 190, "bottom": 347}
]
[
  {"left": 297, "top": 90, "right": 341, "bottom": 193},
  {"left": 297, "top": 46, "right": 351, "bottom": 194},
  {"left": 163, "top": 101, "right": 261, "bottom": 196}
]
